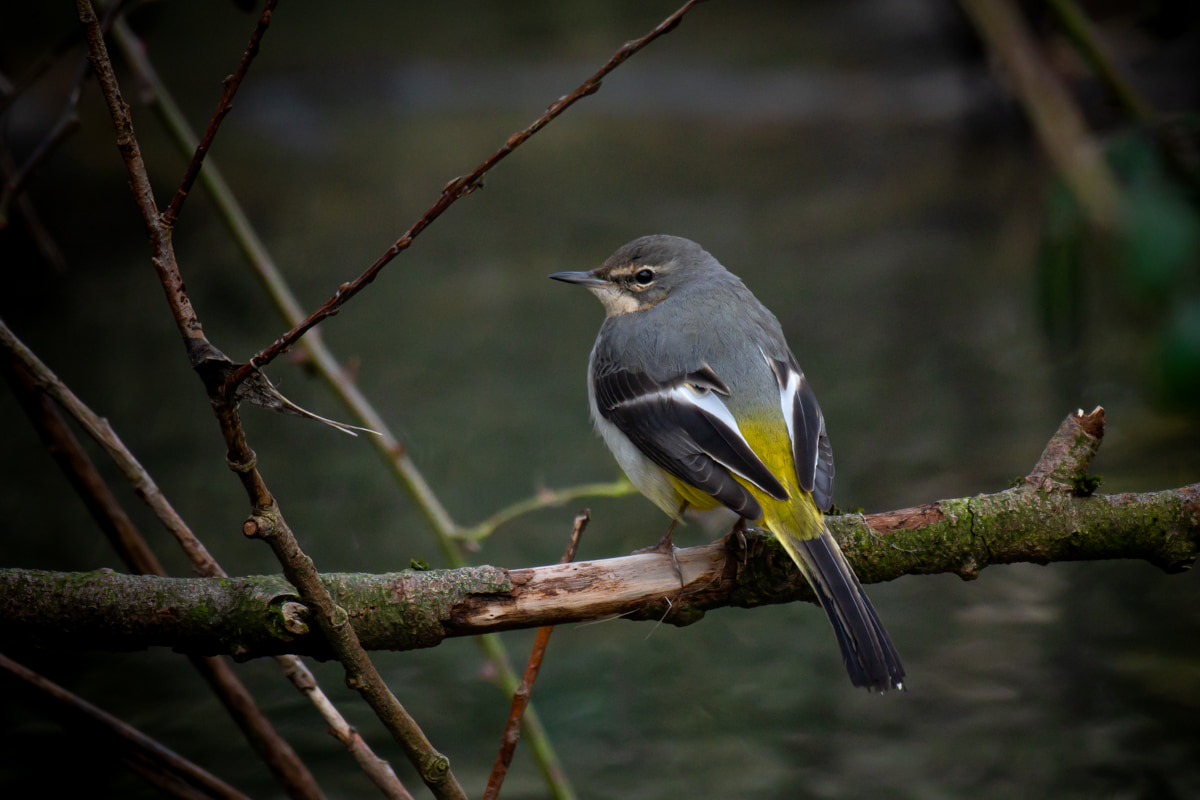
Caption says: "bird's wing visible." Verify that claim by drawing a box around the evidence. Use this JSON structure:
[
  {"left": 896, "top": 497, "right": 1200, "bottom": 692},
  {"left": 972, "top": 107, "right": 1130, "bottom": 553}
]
[
  {"left": 763, "top": 352, "right": 835, "bottom": 511},
  {"left": 593, "top": 359, "right": 788, "bottom": 520}
]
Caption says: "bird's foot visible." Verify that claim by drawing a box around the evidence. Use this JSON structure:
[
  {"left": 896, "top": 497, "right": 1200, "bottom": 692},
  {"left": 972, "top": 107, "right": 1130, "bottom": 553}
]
[{"left": 633, "top": 521, "right": 684, "bottom": 588}]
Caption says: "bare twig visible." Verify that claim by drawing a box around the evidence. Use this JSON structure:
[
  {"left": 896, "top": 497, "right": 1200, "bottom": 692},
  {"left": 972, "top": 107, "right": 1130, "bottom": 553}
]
[
  {"left": 483, "top": 512, "right": 589, "bottom": 800},
  {"left": 160, "top": 0, "right": 278, "bottom": 227},
  {"left": 108, "top": 30, "right": 475, "bottom": 794},
  {"left": 0, "top": 11, "right": 97, "bottom": 117},
  {"left": 277, "top": 657, "right": 412, "bottom": 800},
  {"left": 225, "top": 0, "right": 707, "bottom": 394},
  {"left": 2, "top": 356, "right": 165, "bottom": 575},
  {"left": 75, "top": 1, "right": 705, "bottom": 795},
  {"left": 0, "top": 652, "right": 253, "bottom": 800},
  {"left": 242, "top": 506, "right": 464, "bottom": 799}
]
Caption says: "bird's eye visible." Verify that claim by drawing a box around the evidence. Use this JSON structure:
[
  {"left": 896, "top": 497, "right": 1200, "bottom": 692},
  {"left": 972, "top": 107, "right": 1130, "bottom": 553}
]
[{"left": 633, "top": 268, "right": 655, "bottom": 285}]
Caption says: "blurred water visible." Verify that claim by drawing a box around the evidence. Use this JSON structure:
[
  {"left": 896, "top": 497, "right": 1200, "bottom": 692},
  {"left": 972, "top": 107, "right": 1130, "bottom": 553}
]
[{"left": 1, "top": 1, "right": 1198, "bottom": 798}]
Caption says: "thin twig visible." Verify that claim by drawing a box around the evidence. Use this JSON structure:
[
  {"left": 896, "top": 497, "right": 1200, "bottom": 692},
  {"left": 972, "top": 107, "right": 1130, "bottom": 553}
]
[
  {"left": 1, "top": 354, "right": 168, "bottom": 578},
  {"left": 160, "top": 0, "right": 278, "bottom": 227},
  {"left": 83, "top": 2, "right": 705, "bottom": 796},
  {"left": 0, "top": 652, "right": 253, "bottom": 800},
  {"left": 225, "top": 0, "right": 707, "bottom": 394},
  {"left": 0, "top": 11, "right": 96, "bottom": 117},
  {"left": 0, "top": 112, "right": 80, "bottom": 227},
  {"left": 243, "top": 505, "right": 465, "bottom": 799},
  {"left": 483, "top": 512, "right": 589, "bottom": 800},
  {"left": 277, "top": 657, "right": 413, "bottom": 800}
]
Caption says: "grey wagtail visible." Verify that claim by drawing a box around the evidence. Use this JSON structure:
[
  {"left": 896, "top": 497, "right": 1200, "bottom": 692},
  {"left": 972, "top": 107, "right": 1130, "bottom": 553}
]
[{"left": 550, "top": 234, "right": 904, "bottom": 692}]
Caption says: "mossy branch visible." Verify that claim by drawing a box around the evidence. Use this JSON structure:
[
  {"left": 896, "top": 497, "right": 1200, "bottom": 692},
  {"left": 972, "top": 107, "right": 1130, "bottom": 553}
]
[{"left": 4, "top": 410, "right": 1196, "bottom": 659}]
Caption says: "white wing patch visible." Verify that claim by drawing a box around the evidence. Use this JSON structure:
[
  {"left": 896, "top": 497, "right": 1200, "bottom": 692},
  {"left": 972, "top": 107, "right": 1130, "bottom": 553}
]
[
  {"left": 678, "top": 381, "right": 742, "bottom": 437},
  {"left": 608, "top": 379, "right": 778, "bottom": 494},
  {"left": 674, "top": 382, "right": 778, "bottom": 492},
  {"left": 762, "top": 347, "right": 802, "bottom": 458}
]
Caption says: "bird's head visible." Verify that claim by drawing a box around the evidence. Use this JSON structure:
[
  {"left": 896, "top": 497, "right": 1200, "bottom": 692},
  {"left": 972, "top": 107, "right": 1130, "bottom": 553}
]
[{"left": 550, "top": 234, "right": 719, "bottom": 317}]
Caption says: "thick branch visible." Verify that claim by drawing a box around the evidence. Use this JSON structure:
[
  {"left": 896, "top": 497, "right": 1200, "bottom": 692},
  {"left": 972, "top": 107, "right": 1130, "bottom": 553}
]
[{"left": 4, "top": 480, "right": 1194, "bottom": 659}]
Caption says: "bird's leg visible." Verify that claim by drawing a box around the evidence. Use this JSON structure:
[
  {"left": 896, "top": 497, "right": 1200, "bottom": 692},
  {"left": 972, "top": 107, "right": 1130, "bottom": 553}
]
[
  {"left": 656, "top": 500, "right": 688, "bottom": 551},
  {"left": 634, "top": 500, "right": 688, "bottom": 587}
]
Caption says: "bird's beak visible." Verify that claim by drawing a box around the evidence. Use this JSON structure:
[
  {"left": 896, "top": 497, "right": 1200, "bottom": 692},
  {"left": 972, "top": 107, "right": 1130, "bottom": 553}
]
[{"left": 548, "top": 270, "right": 607, "bottom": 288}]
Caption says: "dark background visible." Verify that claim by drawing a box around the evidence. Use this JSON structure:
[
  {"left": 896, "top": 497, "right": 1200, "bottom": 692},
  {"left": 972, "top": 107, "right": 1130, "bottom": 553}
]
[{"left": 2, "top": 2, "right": 1198, "bottom": 797}]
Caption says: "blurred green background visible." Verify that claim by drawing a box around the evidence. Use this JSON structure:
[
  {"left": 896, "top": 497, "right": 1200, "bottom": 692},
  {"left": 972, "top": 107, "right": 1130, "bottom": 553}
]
[{"left": 2, "top": 1, "right": 1199, "bottom": 798}]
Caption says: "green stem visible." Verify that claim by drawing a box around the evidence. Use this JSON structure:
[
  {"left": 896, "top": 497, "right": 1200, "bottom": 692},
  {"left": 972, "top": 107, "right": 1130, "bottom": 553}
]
[{"left": 458, "top": 479, "right": 634, "bottom": 542}]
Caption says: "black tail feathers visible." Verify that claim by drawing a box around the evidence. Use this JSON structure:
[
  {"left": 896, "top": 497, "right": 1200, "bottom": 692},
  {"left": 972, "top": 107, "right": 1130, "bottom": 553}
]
[{"left": 793, "top": 531, "right": 905, "bottom": 692}]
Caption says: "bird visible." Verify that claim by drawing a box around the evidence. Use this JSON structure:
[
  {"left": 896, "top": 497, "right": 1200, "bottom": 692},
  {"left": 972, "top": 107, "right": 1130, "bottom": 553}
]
[{"left": 550, "top": 234, "right": 904, "bottom": 692}]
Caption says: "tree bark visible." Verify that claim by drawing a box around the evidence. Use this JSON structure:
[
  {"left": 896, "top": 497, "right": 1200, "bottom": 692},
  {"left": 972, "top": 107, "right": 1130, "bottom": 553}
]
[{"left": 3, "top": 476, "right": 1195, "bottom": 659}]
